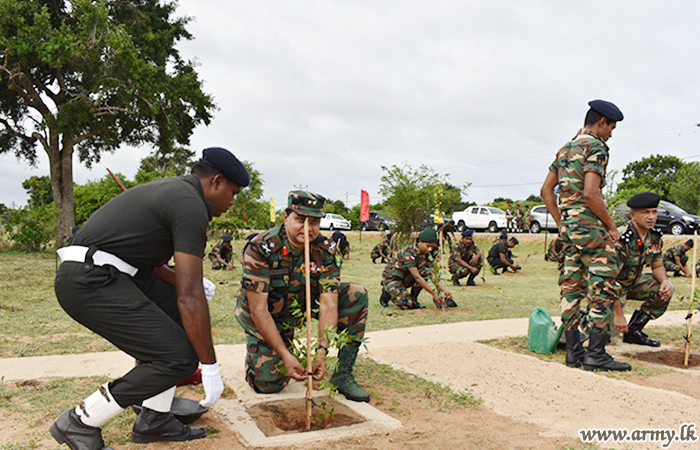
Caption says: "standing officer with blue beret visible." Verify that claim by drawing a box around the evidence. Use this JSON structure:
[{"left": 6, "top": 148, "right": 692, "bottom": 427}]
[
  {"left": 51, "top": 148, "right": 249, "bottom": 449},
  {"left": 541, "top": 99, "right": 630, "bottom": 371},
  {"left": 612, "top": 192, "right": 674, "bottom": 347}
]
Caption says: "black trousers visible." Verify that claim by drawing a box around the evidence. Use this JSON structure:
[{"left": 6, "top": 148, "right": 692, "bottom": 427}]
[{"left": 54, "top": 261, "right": 198, "bottom": 408}]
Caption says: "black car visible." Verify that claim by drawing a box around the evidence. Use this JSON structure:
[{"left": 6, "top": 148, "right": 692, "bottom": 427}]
[
  {"left": 360, "top": 211, "right": 394, "bottom": 231},
  {"left": 612, "top": 200, "right": 699, "bottom": 235}
]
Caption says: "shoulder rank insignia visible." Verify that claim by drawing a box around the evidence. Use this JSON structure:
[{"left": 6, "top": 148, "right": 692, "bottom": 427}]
[{"left": 620, "top": 227, "right": 635, "bottom": 244}]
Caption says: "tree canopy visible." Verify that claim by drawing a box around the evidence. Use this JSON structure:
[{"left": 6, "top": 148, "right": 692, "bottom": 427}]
[
  {"left": 0, "top": 0, "right": 215, "bottom": 245},
  {"left": 617, "top": 154, "right": 685, "bottom": 200}
]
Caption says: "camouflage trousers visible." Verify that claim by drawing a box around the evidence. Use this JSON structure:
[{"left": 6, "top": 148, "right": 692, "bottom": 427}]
[
  {"left": 560, "top": 222, "right": 621, "bottom": 334},
  {"left": 618, "top": 274, "right": 670, "bottom": 320},
  {"left": 664, "top": 255, "right": 688, "bottom": 276},
  {"left": 238, "top": 282, "right": 368, "bottom": 394},
  {"left": 371, "top": 246, "right": 388, "bottom": 262},
  {"left": 449, "top": 261, "right": 482, "bottom": 280},
  {"left": 381, "top": 275, "right": 424, "bottom": 309}
]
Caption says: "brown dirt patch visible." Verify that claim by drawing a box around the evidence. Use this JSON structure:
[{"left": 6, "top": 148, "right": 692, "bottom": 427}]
[
  {"left": 247, "top": 396, "right": 364, "bottom": 436},
  {"left": 627, "top": 371, "right": 700, "bottom": 401},
  {"left": 624, "top": 347, "right": 700, "bottom": 368}
]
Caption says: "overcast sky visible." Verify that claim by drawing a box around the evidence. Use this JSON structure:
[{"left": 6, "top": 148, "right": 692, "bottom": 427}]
[{"left": 2, "top": 0, "right": 700, "bottom": 210}]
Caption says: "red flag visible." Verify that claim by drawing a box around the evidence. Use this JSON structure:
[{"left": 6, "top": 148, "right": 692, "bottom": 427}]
[{"left": 360, "top": 190, "right": 370, "bottom": 222}]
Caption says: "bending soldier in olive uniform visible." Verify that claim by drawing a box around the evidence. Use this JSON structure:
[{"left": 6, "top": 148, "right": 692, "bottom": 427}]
[
  {"left": 449, "top": 230, "right": 482, "bottom": 286},
  {"left": 613, "top": 192, "right": 674, "bottom": 347},
  {"left": 51, "top": 148, "right": 247, "bottom": 449},
  {"left": 371, "top": 233, "right": 393, "bottom": 264},
  {"left": 487, "top": 237, "right": 520, "bottom": 275},
  {"left": 331, "top": 231, "right": 351, "bottom": 263},
  {"left": 235, "top": 191, "right": 370, "bottom": 402},
  {"left": 437, "top": 220, "right": 456, "bottom": 252},
  {"left": 523, "top": 205, "right": 531, "bottom": 233},
  {"left": 663, "top": 240, "right": 694, "bottom": 278},
  {"left": 209, "top": 234, "right": 235, "bottom": 270},
  {"left": 541, "top": 99, "right": 630, "bottom": 372},
  {"left": 379, "top": 227, "right": 455, "bottom": 309}
]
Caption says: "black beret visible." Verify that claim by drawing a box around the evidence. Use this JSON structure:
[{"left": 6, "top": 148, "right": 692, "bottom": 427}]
[
  {"left": 626, "top": 192, "right": 661, "bottom": 209},
  {"left": 588, "top": 100, "right": 624, "bottom": 122},
  {"left": 201, "top": 147, "right": 250, "bottom": 187},
  {"left": 686, "top": 240, "right": 694, "bottom": 248}
]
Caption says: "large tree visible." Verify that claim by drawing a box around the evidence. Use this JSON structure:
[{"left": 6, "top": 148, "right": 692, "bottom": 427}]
[
  {"left": 0, "top": 0, "right": 214, "bottom": 245},
  {"left": 617, "top": 155, "right": 685, "bottom": 201},
  {"left": 669, "top": 162, "right": 700, "bottom": 215}
]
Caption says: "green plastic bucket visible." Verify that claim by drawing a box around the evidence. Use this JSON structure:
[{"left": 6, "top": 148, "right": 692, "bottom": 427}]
[{"left": 527, "top": 307, "right": 564, "bottom": 354}]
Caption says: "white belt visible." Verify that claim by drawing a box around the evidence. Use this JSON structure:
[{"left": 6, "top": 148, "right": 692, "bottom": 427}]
[{"left": 57, "top": 246, "right": 139, "bottom": 277}]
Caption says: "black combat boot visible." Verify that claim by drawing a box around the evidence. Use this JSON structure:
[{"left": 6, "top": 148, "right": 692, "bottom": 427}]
[
  {"left": 50, "top": 409, "right": 115, "bottom": 450},
  {"left": 445, "top": 298, "right": 458, "bottom": 308},
  {"left": 563, "top": 329, "right": 585, "bottom": 368},
  {"left": 623, "top": 310, "right": 660, "bottom": 347},
  {"left": 379, "top": 289, "right": 390, "bottom": 308},
  {"left": 582, "top": 330, "right": 631, "bottom": 372},
  {"left": 452, "top": 273, "right": 461, "bottom": 286},
  {"left": 466, "top": 272, "right": 477, "bottom": 286},
  {"left": 131, "top": 408, "right": 206, "bottom": 443},
  {"left": 409, "top": 287, "right": 425, "bottom": 309}
]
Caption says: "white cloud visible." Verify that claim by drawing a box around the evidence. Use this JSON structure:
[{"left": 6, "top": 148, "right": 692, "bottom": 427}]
[{"left": 2, "top": 1, "right": 700, "bottom": 210}]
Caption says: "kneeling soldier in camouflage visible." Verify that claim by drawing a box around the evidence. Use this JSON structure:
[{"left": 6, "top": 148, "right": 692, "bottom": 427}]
[
  {"left": 449, "top": 230, "right": 482, "bottom": 286},
  {"left": 379, "top": 227, "right": 455, "bottom": 309},
  {"left": 235, "top": 191, "right": 370, "bottom": 402},
  {"left": 614, "top": 192, "right": 674, "bottom": 347}
]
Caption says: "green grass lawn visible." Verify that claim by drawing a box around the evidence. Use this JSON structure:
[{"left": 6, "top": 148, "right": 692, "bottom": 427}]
[{"left": 0, "top": 232, "right": 697, "bottom": 358}]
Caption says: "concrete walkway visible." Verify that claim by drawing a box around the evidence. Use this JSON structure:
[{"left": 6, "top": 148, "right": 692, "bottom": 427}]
[{"left": 1, "top": 310, "right": 699, "bottom": 449}]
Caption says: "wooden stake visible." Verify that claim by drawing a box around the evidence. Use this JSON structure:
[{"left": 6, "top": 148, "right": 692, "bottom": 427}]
[
  {"left": 303, "top": 218, "right": 313, "bottom": 430},
  {"left": 684, "top": 231, "right": 698, "bottom": 366}
]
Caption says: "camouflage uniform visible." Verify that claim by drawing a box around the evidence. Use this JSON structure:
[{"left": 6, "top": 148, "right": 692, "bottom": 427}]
[
  {"left": 371, "top": 237, "right": 393, "bottom": 263},
  {"left": 515, "top": 206, "right": 524, "bottom": 232},
  {"left": 545, "top": 236, "right": 564, "bottom": 264},
  {"left": 381, "top": 243, "right": 432, "bottom": 309},
  {"left": 208, "top": 241, "right": 233, "bottom": 270},
  {"left": 437, "top": 221, "right": 456, "bottom": 250},
  {"left": 449, "top": 240, "right": 482, "bottom": 280},
  {"left": 550, "top": 131, "right": 620, "bottom": 334},
  {"left": 235, "top": 226, "right": 368, "bottom": 394},
  {"left": 662, "top": 244, "right": 689, "bottom": 276},
  {"left": 615, "top": 222, "right": 669, "bottom": 320}
]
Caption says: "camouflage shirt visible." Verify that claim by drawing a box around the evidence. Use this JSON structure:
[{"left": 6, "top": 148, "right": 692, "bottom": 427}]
[
  {"left": 449, "top": 240, "right": 480, "bottom": 267},
  {"left": 549, "top": 131, "right": 609, "bottom": 226},
  {"left": 382, "top": 243, "right": 431, "bottom": 282},
  {"left": 237, "top": 226, "right": 340, "bottom": 331},
  {"left": 663, "top": 244, "right": 687, "bottom": 265},
  {"left": 615, "top": 222, "right": 663, "bottom": 288},
  {"left": 208, "top": 241, "right": 233, "bottom": 264}
]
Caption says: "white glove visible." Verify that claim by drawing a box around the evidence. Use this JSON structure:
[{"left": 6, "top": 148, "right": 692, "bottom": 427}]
[
  {"left": 202, "top": 278, "right": 216, "bottom": 303},
  {"left": 199, "top": 362, "right": 224, "bottom": 407}
]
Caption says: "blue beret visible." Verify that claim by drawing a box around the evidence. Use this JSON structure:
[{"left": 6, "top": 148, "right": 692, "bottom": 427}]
[
  {"left": 627, "top": 192, "right": 660, "bottom": 209},
  {"left": 462, "top": 230, "right": 473, "bottom": 237},
  {"left": 510, "top": 237, "right": 519, "bottom": 245},
  {"left": 201, "top": 147, "right": 250, "bottom": 187},
  {"left": 588, "top": 100, "right": 624, "bottom": 122},
  {"left": 222, "top": 234, "right": 233, "bottom": 242},
  {"left": 387, "top": 233, "right": 393, "bottom": 239}
]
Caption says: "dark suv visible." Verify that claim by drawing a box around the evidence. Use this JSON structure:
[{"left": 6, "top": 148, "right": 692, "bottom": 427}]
[
  {"left": 612, "top": 200, "right": 699, "bottom": 235},
  {"left": 360, "top": 211, "right": 394, "bottom": 231}
]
